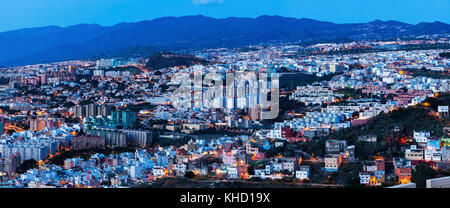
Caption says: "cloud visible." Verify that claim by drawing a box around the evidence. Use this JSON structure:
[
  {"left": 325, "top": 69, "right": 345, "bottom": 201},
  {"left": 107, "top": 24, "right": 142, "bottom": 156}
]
[{"left": 192, "top": 0, "right": 224, "bottom": 5}]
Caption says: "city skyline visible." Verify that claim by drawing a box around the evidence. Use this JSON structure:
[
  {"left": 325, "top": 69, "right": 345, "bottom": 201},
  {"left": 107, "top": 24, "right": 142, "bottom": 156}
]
[
  {"left": 0, "top": 0, "right": 449, "bottom": 32},
  {"left": 0, "top": 0, "right": 449, "bottom": 192}
]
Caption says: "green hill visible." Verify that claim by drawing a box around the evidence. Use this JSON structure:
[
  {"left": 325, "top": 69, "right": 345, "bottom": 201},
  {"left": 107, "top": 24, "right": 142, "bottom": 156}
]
[{"left": 145, "top": 52, "right": 208, "bottom": 70}]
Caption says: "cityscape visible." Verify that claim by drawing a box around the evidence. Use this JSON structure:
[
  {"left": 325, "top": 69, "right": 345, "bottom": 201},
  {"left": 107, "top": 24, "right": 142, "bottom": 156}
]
[{"left": 0, "top": 0, "right": 449, "bottom": 191}]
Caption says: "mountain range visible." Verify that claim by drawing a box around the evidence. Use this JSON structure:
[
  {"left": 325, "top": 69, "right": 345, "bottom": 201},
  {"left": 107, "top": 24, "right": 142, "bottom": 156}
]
[{"left": 0, "top": 15, "right": 449, "bottom": 67}]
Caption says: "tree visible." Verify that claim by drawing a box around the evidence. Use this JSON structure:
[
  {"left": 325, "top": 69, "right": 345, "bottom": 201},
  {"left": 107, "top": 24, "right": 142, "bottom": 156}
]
[
  {"left": 86, "top": 79, "right": 99, "bottom": 88},
  {"left": 184, "top": 171, "right": 196, "bottom": 179},
  {"left": 281, "top": 169, "right": 291, "bottom": 175},
  {"left": 356, "top": 141, "right": 376, "bottom": 161},
  {"left": 411, "top": 162, "right": 436, "bottom": 188},
  {"left": 16, "top": 159, "right": 38, "bottom": 174},
  {"left": 154, "top": 70, "right": 162, "bottom": 76},
  {"left": 337, "top": 162, "right": 363, "bottom": 186},
  {"left": 63, "top": 101, "right": 75, "bottom": 108},
  {"left": 198, "top": 156, "right": 221, "bottom": 164},
  {"left": 248, "top": 166, "right": 255, "bottom": 175}
]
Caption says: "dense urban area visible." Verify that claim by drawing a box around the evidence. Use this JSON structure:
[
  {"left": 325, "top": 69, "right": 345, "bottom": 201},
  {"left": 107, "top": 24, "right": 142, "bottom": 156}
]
[{"left": 0, "top": 36, "right": 449, "bottom": 188}]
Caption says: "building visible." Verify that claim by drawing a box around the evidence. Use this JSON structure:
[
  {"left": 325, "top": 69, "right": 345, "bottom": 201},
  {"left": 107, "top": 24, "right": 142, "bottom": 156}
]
[
  {"left": 438, "top": 106, "right": 449, "bottom": 118},
  {"left": 295, "top": 165, "right": 310, "bottom": 180},
  {"left": 358, "top": 135, "right": 377, "bottom": 142},
  {"left": 325, "top": 140, "right": 347, "bottom": 154},
  {"left": 29, "top": 117, "right": 63, "bottom": 131},
  {"left": 405, "top": 145, "right": 424, "bottom": 161},
  {"left": 182, "top": 123, "right": 208, "bottom": 132},
  {"left": 360, "top": 158, "right": 386, "bottom": 186},
  {"left": 111, "top": 109, "right": 137, "bottom": 128},
  {"left": 395, "top": 166, "right": 412, "bottom": 184},
  {"left": 227, "top": 167, "right": 238, "bottom": 179},
  {"left": 324, "top": 154, "right": 342, "bottom": 172},
  {"left": 442, "top": 146, "right": 450, "bottom": 162},
  {"left": 237, "top": 164, "right": 249, "bottom": 179},
  {"left": 0, "top": 139, "right": 58, "bottom": 163},
  {"left": 71, "top": 104, "right": 111, "bottom": 119},
  {"left": 426, "top": 176, "right": 450, "bottom": 188},
  {"left": 281, "top": 127, "right": 295, "bottom": 139},
  {"left": 121, "top": 129, "right": 153, "bottom": 148},
  {"left": 64, "top": 158, "right": 79, "bottom": 169},
  {"left": 290, "top": 85, "right": 343, "bottom": 105},
  {"left": 441, "top": 138, "right": 450, "bottom": 147},
  {"left": 0, "top": 121, "right": 4, "bottom": 135},
  {"left": 96, "top": 59, "right": 115, "bottom": 69},
  {"left": 413, "top": 131, "right": 430, "bottom": 144},
  {"left": 5, "top": 153, "right": 21, "bottom": 172},
  {"left": 359, "top": 172, "right": 371, "bottom": 185},
  {"left": 72, "top": 136, "right": 105, "bottom": 150},
  {"left": 424, "top": 149, "right": 441, "bottom": 162},
  {"left": 85, "top": 129, "right": 127, "bottom": 148}
]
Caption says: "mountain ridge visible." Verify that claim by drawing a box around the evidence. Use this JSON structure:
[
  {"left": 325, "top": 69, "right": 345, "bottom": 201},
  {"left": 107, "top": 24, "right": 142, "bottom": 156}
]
[{"left": 1, "top": 15, "right": 449, "bottom": 67}]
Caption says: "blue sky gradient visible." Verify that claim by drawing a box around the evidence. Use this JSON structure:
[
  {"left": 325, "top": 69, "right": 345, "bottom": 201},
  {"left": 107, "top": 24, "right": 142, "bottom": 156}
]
[{"left": 0, "top": 0, "right": 448, "bottom": 32}]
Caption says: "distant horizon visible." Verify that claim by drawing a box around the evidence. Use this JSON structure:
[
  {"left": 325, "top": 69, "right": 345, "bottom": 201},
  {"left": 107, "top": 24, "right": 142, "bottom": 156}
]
[
  {"left": 1, "top": 14, "right": 449, "bottom": 33},
  {"left": 1, "top": 0, "right": 449, "bottom": 33}
]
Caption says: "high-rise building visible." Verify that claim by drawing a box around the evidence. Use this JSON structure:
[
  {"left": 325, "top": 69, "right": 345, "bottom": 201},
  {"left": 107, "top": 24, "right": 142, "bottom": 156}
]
[
  {"left": 85, "top": 128, "right": 152, "bottom": 148},
  {"left": 0, "top": 139, "right": 58, "bottom": 163},
  {"left": 5, "top": 153, "right": 21, "bottom": 172},
  {"left": 111, "top": 109, "right": 137, "bottom": 128},
  {"left": 86, "top": 104, "right": 98, "bottom": 118},
  {"left": 29, "top": 117, "right": 63, "bottom": 131},
  {"left": 71, "top": 104, "right": 111, "bottom": 119},
  {"left": 72, "top": 136, "right": 105, "bottom": 150},
  {"left": 121, "top": 129, "right": 153, "bottom": 148},
  {"left": 0, "top": 121, "right": 4, "bottom": 135},
  {"left": 84, "top": 129, "right": 127, "bottom": 148}
]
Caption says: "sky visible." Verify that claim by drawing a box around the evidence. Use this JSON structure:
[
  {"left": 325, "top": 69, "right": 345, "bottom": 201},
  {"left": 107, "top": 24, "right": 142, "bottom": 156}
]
[{"left": 0, "top": 0, "right": 449, "bottom": 32}]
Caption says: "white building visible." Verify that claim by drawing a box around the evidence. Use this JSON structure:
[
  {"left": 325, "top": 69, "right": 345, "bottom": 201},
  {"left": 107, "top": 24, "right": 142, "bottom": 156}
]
[
  {"left": 413, "top": 131, "right": 430, "bottom": 144},
  {"left": 295, "top": 166, "right": 310, "bottom": 180}
]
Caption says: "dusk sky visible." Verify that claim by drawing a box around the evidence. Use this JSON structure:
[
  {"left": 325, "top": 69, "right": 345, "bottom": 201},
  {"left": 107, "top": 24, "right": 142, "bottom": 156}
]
[{"left": 0, "top": 0, "right": 449, "bottom": 32}]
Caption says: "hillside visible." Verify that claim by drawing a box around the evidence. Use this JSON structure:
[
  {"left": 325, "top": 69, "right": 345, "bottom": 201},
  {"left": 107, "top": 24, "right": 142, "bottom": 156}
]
[
  {"left": 266, "top": 93, "right": 450, "bottom": 161},
  {"left": 145, "top": 52, "right": 208, "bottom": 70},
  {"left": 323, "top": 93, "right": 450, "bottom": 160}
]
